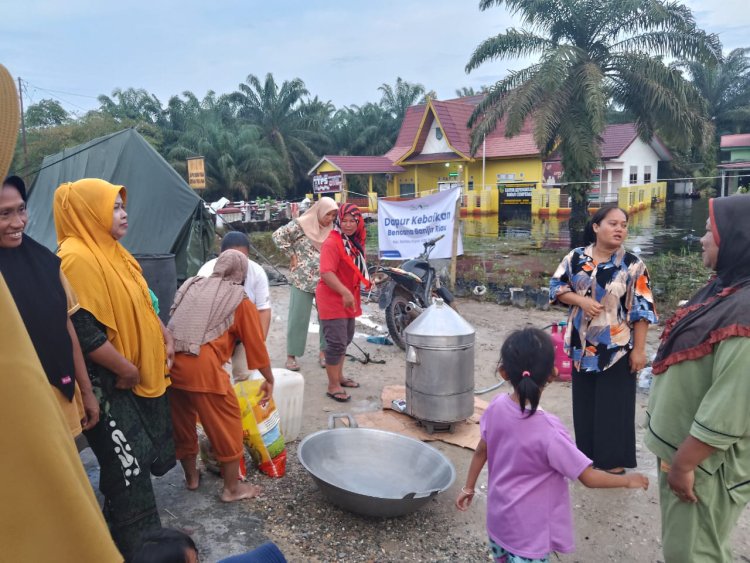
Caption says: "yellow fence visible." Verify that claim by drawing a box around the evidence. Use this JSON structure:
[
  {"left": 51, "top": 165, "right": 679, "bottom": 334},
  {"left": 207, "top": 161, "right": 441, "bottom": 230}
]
[{"left": 618, "top": 182, "right": 667, "bottom": 214}]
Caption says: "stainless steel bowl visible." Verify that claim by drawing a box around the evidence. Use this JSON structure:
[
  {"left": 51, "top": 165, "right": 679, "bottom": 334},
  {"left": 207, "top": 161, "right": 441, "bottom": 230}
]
[{"left": 297, "top": 414, "right": 456, "bottom": 517}]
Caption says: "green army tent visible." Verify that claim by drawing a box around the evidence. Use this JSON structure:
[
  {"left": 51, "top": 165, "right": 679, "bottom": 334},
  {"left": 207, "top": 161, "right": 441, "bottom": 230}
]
[{"left": 25, "top": 128, "right": 214, "bottom": 282}]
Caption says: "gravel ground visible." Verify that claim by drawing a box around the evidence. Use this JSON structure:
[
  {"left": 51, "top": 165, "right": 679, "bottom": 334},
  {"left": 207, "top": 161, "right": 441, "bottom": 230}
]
[
  {"left": 82, "top": 280, "right": 750, "bottom": 562},
  {"left": 258, "top": 442, "right": 489, "bottom": 563}
]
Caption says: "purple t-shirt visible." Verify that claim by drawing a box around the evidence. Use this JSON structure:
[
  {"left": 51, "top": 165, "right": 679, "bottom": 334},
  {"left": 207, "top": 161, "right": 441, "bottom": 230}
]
[{"left": 481, "top": 394, "right": 592, "bottom": 559}]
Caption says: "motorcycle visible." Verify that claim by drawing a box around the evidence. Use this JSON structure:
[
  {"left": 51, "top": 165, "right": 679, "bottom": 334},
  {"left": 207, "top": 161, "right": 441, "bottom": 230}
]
[{"left": 373, "top": 235, "right": 455, "bottom": 349}]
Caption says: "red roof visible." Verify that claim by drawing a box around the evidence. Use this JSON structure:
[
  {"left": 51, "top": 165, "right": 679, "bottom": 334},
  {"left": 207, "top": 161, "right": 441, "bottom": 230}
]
[
  {"left": 482, "top": 116, "right": 539, "bottom": 158},
  {"left": 430, "top": 100, "right": 475, "bottom": 157},
  {"left": 322, "top": 96, "right": 671, "bottom": 173},
  {"left": 721, "top": 134, "right": 750, "bottom": 149},
  {"left": 310, "top": 155, "right": 405, "bottom": 175},
  {"left": 600, "top": 123, "right": 640, "bottom": 158},
  {"left": 384, "top": 105, "right": 425, "bottom": 163}
]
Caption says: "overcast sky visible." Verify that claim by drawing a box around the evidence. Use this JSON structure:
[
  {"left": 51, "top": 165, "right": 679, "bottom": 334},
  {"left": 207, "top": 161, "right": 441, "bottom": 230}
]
[{"left": 2, "top": 0, "right": 748, "bottom": 115}]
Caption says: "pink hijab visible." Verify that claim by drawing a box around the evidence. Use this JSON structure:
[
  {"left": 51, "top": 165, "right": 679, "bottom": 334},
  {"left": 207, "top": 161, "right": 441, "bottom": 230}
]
[{"left": 296, "top": 197, "right": 338, "bottom": 250}]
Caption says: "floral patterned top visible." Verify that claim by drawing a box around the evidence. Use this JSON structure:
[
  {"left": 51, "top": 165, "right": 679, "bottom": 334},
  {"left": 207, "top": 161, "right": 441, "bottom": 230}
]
[
  {"left": 272, "top": 219, "right": 321, "bottom": 294},
  {"left": 550, "top": 245, "right": 658, "bottom": 373}
]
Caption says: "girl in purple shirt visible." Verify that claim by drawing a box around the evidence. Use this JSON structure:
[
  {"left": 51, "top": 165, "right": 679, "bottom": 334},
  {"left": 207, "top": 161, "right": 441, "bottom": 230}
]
[{"left": 456, "top": 328, "right": 649, "bottom": 562}]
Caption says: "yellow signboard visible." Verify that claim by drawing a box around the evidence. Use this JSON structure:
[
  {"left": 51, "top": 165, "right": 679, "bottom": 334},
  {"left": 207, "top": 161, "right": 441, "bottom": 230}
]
[{"left": 186, "top": 156, "right": 206, "bottom": 189}]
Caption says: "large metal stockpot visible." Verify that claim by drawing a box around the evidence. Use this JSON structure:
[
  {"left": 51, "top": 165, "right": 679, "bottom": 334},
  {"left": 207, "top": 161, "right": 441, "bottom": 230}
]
[{"left": 404, "top": 299, "right": 475, "bottom": 431}]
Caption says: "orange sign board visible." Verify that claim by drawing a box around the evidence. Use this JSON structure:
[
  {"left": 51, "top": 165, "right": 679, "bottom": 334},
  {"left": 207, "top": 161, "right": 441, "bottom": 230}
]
[{"left": 186, "top": 156, "right": 206, "bottom": 189}]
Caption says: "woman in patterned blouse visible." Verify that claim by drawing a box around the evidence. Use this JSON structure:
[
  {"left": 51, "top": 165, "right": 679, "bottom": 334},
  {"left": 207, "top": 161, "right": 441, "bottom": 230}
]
[
  {"left": 273, "top": 197, "right": 338, "bottom": 371},
  {"left": 550, "top": 206, "right": 657, "bottom": 474}
]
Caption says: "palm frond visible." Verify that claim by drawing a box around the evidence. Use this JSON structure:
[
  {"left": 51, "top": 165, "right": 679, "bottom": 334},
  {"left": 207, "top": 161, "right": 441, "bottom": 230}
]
[{"left": 465, "top": 29, "right": 553, "bottom": 72}]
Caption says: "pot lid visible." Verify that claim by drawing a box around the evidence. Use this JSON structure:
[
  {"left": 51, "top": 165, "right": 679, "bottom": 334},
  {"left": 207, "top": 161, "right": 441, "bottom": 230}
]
[{"left": 404, "top": 299, "right": 475, "bottom": 338}]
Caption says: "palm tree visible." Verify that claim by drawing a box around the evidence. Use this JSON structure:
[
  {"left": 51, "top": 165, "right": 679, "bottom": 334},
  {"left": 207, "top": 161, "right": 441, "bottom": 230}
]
[
  {"left": 230, "top": 73, "right": 330, "bottom": 193},
  {"left": 378, "top": 77, "right": 427, "bottom": 121},
  {"left": 167, "top": 118, "right": 287, "bottom": 200},
  {"left": 332, "top": 103, "right": 398, "bottom": 156},
  {"left": 678, "top": 47, "right": 750, "bottom": 135},
  {"left": 97, "top": 88, "right": 164, "bottom": 124},
  {"left": 466, "top": 0, "right": 721, "bottom": 219}
]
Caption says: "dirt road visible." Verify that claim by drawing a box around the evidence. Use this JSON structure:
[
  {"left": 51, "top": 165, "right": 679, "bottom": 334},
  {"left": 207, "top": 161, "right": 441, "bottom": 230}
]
[{"left": 116, "top": 282, "right": 749, "bottom": 562}]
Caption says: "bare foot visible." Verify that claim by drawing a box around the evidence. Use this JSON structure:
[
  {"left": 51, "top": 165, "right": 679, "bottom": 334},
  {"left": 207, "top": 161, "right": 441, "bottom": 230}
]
[
  {"left": 182, "top": 466, "right": 200, "bottom": 491},
  {"left": 185, "top": 472, "right": 200, "bottom": 491},
  {"left": 220, "top": 482, "right": 262, "bottom": 502}
]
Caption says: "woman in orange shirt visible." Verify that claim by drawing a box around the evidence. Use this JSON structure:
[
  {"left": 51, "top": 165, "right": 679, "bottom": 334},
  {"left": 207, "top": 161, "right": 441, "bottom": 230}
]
[{"left": 168, "top": 250, "right": 274, "bottom": 502}]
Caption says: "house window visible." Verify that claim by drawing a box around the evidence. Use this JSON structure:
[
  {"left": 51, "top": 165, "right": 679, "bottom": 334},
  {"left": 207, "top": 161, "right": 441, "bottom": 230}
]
[
  {"left": 644, "top": 166, "right": 652, "bottom": 183},
  {"left": 399, "top": 183, "right": 415, "bottom": 198},
  {"left": 629, "top": 166, "right": 638, "bottom": 185}
]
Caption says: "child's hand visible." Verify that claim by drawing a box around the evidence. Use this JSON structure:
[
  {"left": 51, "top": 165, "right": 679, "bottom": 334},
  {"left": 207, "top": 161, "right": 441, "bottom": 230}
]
[
  {"left": 625, "top": 473, "right": 649, "bottom": 490},
  {"left": 455, "top": 489, "right": 475, "bottom": 511}
]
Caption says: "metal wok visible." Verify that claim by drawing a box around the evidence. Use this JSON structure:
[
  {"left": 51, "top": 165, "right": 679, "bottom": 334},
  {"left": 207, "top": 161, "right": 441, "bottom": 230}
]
[{"left": 297, "top": 414, "right": 456, "bottom": 517}]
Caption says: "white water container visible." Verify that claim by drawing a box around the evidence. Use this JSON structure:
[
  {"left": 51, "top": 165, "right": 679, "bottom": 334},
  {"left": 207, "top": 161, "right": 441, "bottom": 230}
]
[
  {"left": 231, "top": 346, "right": 305, "bottom": 441},
  {"left": 267, "top": 368, "right": 305, "bottom": 442}
]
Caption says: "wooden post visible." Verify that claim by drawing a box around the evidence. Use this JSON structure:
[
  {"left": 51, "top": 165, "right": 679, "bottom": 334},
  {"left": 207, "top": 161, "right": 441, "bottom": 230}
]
[{"left": 449, "top": 194, "right": 461, "bottom": 291}]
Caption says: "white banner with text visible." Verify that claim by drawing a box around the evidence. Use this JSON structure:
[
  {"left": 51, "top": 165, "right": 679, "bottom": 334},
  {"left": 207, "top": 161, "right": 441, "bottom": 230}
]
[{"left": 378, "top": 188, "right": 463, "bottom": 260}]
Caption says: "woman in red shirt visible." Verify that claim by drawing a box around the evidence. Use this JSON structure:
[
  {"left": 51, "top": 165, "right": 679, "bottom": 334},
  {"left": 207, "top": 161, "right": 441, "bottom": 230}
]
[{"left": 316, "top": 203, "right": 371, "bottom": 402}]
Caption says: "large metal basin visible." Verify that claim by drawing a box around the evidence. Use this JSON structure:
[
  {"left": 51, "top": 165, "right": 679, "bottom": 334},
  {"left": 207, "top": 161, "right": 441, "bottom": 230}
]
[{"left": 298, "top": 415, "right": 455, "bottom": 517}]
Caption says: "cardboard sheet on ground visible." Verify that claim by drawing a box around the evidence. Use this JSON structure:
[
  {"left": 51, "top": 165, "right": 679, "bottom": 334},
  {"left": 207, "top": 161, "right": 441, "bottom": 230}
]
[{"left": 353, "top": 385, "right": 488, "bottom": 450}]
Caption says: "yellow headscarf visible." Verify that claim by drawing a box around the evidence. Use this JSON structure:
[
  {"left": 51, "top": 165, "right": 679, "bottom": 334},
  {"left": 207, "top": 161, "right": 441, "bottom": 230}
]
[{"left": 54, "top": 178, "right": 168, "bottom": 398}]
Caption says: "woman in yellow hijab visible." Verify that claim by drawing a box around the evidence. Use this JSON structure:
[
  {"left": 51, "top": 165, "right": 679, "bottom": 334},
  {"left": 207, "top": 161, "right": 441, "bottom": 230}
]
[{"left": 54, "top": 178, "right": 175, "bottom": 560}]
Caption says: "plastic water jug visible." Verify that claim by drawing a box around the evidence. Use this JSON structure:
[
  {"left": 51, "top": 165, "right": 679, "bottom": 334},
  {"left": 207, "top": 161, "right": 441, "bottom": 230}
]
[
  {"left": 232, "top": 345, "right": 305, "bottom": 442},
  {"left": 551, "top": 322, "right": 572, "bottom": 381}
]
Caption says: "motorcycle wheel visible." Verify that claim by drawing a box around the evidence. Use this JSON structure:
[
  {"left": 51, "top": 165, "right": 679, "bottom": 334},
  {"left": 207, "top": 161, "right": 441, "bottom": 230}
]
[{"left": 385, "top": 289, "right": 413, "bottom": 350}]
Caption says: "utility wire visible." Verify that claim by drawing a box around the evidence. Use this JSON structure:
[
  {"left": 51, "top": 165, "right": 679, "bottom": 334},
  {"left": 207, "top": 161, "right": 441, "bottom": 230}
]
[{"left": 23, "top": 82, "right": 100, "bottom": 100}]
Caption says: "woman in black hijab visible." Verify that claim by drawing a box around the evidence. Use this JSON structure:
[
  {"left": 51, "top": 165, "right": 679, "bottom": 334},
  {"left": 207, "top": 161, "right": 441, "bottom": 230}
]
[
  {"left": 645, "top": 195, "right": 750, "bottom": 562},
  {"left": 0, "top": 175, "right": 99, "bottom": 435}
]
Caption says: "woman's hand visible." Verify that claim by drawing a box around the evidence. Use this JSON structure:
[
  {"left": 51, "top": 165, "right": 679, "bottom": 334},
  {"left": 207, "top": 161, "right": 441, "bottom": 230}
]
[
  {"left": 159, "top": 319, "right": 175, "bottom": 370},
  {"left": 165, "top": 337, "right": 175, "bottom": 370},
  {"left": 668, "top": 466, "right": 698, "bottom": 503},
  {"left": 115, "top": 361, "right": 140, "bottom": 390},
  {"left": 629, "top": 348, "right": 648, "bottom": 372},
  {"left": 580, "top": 297, "right": 604, "bottom": 319},
  {"left": 342, "top": 289, "right": 355, "bottom": 310},
  {"left": 80, "top": 389, "right": 100, "bottom": 430},
  {"left": 290, "top": 254, "right": 298, "bottom": 270}
]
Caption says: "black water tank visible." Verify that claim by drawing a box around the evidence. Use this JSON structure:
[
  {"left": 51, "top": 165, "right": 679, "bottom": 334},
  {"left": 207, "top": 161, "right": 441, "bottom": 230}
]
[{"left": 134, "top": 254, "right": 177, "bottom": 324}]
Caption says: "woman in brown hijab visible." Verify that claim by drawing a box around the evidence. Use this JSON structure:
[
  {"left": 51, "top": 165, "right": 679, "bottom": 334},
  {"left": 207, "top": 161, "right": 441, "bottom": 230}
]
[{"left": 169, "top": 250, "right": 274, "bottom": 502}]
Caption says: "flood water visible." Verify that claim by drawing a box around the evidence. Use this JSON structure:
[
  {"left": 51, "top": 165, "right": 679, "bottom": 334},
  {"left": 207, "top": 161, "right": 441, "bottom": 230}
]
[{"left": 462, "top": 197, "right": 709, "bottom": 257}]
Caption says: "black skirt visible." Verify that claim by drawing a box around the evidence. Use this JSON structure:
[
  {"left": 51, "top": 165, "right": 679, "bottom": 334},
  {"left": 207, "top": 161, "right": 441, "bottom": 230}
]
[{"left": 571, "top": 353, "right": 636, "bottom": 469}]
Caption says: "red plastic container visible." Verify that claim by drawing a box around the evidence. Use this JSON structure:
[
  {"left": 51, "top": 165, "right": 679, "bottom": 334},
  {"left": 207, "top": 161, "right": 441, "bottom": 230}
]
[{"left": 551, "top": 322, "right": 572, "bottom": 381}]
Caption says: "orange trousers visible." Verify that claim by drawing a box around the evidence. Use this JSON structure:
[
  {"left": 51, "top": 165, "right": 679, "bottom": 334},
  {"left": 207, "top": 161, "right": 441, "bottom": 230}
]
[{"left": 170, "top": 386, "right": 244, "bottom": 463}]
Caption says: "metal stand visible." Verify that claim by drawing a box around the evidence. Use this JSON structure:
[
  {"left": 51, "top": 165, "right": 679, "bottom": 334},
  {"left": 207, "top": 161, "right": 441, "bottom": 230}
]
[{"left": 418, "top": 420, "right": 456, "bottom": 435}]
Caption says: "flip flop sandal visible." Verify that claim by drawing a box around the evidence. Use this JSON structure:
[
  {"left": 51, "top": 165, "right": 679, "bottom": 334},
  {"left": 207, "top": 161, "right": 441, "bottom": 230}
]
[
  {"left": 326, "top": 391, "right": 351, "bottom": 402},
  {"left": 340, "top": 378, "right": 360, "bottom": 388},
  {"left": 285, "top": 359, "right": 300, "bottom": 371}
]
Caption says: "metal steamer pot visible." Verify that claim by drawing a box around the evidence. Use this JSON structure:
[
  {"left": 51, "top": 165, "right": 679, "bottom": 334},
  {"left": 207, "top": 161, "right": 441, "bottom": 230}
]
[
  {"left": 297, "top": 414, "right": 456, "bottom": 518},
  {"left": 404, "top": 299, "right": 476, "bottom": 433}
]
